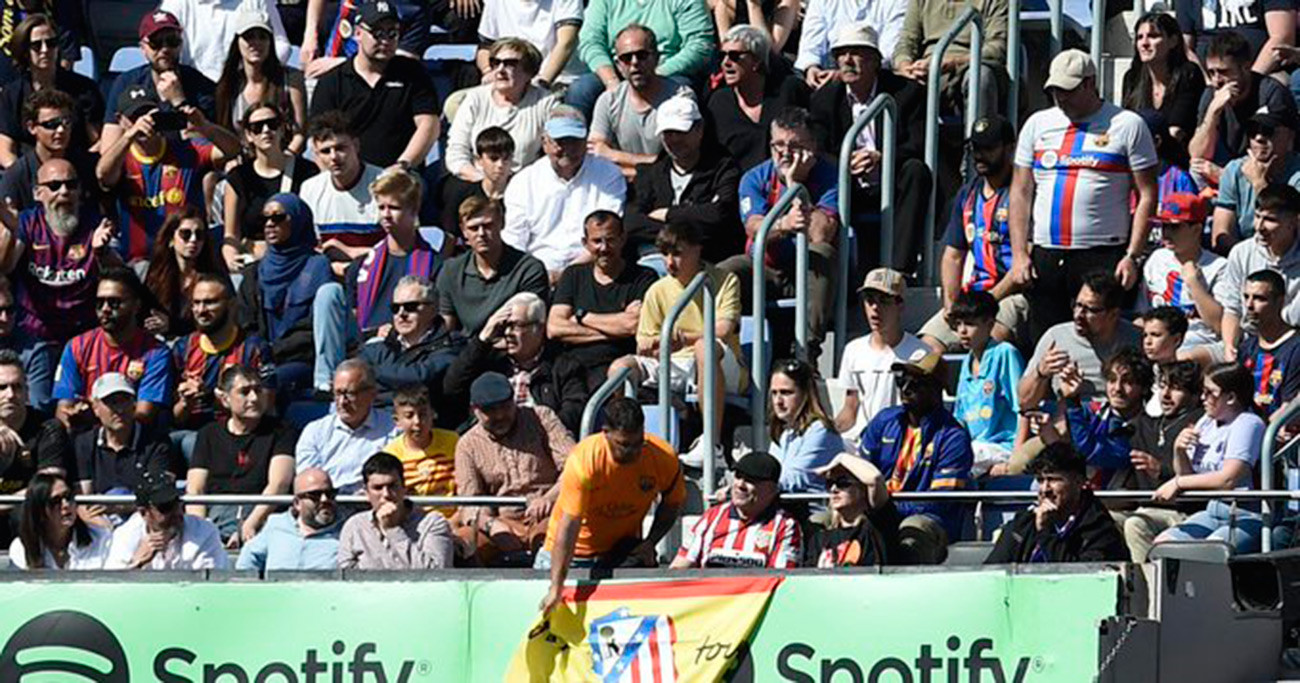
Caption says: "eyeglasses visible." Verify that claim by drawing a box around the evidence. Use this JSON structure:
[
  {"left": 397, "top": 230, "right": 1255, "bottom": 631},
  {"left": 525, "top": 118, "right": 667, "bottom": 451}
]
[
  {"left": 489, "top": 56, "right": 521, "bottom": 69},
  {"left": 770, "top": 140, "right": 809, "bottom": 154},
  {"left": 39, "top": 178, "right": 78, "bottom": 192},
  {"left": 828, "top": 476, "right": 858, "bottom": 490},
  {"left": 263, "top": 212, "right": 288, "bottom": 224},
  {"left": 46, "top": 492, "right": 75, "bottom": 506},
  {"left": 363, "top": 26, "right": 400, "bottom": 41},
  {"left": 389, "top": 301, "right": 427, "bottom": 315},
  {"left": 297, "top": 488, "right": 337, "bottom": 502},
  {"left": 1072, "top": 301, "right": 1107, "bottom": 315},
  {"left": 502, "top": 321, "right": 540, "bottom": 332},
  {"left": 29, "top": 37, "right": 57, "bottom": 52},
  {"left": 176, "top": 228, "right": 203, "bottom": 242},
  {"left": 721, "top": 50, "right": 751, "bottom": 62},
  {"left": 95, "top": 296, "right": 126, "bottom": 310},
  {"left": 147, "top": 33, "right": 182, "bottom": 50},
  {"left": 35, "top": 116, "right": 70, "bottom": 131},
  {"left": 333, "top": 387, "right": 373, "bottom": 400},
  {"left": 0, "top": 305, "right": 15, "bottom": 316},
  {"left": 247, "top": 118, "right": 281, "bottom": 134},
  {"left": 616, "top": 49, "right": 655, "bottom": 64}
]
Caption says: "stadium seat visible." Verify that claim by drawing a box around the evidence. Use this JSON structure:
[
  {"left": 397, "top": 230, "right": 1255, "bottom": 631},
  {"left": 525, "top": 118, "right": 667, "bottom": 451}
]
[
  {"left": 422, "top": 44, "right": 477, "bottom": 63},
  {"left": 73, "top": 45, "right": 95, "bottom": 80},
  {"left": 641, "top": 403, "right": 678, "bottom": 451},
  {"left": 1148, "top": 540, "right": 1235, "bottom": 564},
  {"left": 418, "top": 226, "right": 446, "bottom": 252},
  {"left": 285, "top": 400, "right": 331, "bottom": 430},
  {"left": 944, "top": 541, "right": 995, "bottom": 566},
  {"left": 637, "top": 252, "right": 668, "bottom": 278},
  {"left": 108, "top": 46, "right": 146, "bottom": 74},
  {"left": 286, "top": 45, "right": 302, "bottom": 70}
]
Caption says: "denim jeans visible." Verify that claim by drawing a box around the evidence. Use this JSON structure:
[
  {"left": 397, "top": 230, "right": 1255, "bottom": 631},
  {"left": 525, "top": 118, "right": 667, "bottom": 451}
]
[
  {"left": 312, "top": 283, "right": 358, "bottom": 391},
  {"left": 1160, "top": 499, "right": 1263, "bottom": 554},
  {"left": 532, "top": 548, "right": 600, "bottom": 570}
]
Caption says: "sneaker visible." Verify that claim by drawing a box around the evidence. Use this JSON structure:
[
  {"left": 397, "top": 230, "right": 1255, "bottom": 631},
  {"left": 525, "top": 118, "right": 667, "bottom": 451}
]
[{"left": 680, "top": 437, "right": 723, "bottom": 469}]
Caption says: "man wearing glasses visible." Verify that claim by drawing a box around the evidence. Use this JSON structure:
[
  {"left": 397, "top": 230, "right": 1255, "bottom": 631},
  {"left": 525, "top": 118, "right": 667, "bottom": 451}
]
[
  {"left": 54, "top": 268, "right": 176, "bottom": 428},
  {"left": 295, "top": 359, "right": 396, "bottom": 494},
  {"left": 107, "top": 471, "right": 228, "bottom": 570},
  {"left": 0, "top": 89, "right": 96, "bottom": 212},
  {"left": 358, "top": 275, "right": 459, "bottom": 408},
  {"left": 236, "top": 467, "right": 343, "bottom": 571},
  {"left": 308, "top": 1, "right": 440, "bottom": 171}
]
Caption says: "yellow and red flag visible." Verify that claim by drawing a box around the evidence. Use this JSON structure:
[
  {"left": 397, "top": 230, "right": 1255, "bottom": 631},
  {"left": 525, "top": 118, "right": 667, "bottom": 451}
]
[{"left": 506, "top": 576, "right": 782, "bottom": 682}]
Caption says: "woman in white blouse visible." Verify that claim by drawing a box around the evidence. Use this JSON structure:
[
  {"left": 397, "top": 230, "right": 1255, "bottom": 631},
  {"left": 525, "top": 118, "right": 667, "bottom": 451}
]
[{"left": 9, "top": 473, "right": 112, "bottom": 570}]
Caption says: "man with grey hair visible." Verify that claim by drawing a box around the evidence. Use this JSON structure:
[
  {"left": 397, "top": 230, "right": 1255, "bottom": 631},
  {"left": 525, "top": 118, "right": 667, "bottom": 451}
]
[
  {"left": 296, "top": 359, "right": 397, "bottom": 494},
  {"left": 445, "top": 291, "right": 585, "bottom": 435},
  {"left": 589, "top": 25, "right": 693, "bottom": 179},
  {"left": 359, "top": 275, "right": 461, "bottom": 409},
  {"left": 503, "top": 105, "right": 627, "bottom": 285}
]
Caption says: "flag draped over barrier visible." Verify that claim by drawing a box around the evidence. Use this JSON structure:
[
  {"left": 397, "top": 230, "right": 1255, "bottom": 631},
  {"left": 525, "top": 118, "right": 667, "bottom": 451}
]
[{"left": 506, "top": 576, "right": 783, "bottom": 682}]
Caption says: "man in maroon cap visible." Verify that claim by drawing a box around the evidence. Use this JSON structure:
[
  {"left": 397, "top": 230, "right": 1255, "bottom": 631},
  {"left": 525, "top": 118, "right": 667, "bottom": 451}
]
[
  {"left": 98, "top": 9, "right": 216, "bottom": 154},
  {"left": 1139, "top": 192, "right": 1226, "bottom": 361}
]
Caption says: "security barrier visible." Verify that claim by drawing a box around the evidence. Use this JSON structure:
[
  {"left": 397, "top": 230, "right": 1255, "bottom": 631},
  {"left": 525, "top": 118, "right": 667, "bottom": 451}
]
[{"left": 0, "top": 566, "right": 1125, "bottom": 682}]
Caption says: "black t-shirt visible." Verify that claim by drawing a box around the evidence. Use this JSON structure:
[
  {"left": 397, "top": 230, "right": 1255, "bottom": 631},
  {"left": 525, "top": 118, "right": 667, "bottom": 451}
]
[
  {"left": 553, "top": 262, "right": 657, "bottom": 365},
  {"left": 308, "top": 56, "right": 441, "bottom": 168},
  {"left": 73, "top": 426, "right": 177, "bottom": 494},
  {"left": 1177, "top": 0, "right": 1297, "bottom": 59},
  {"left": 705, "top": 69, "right": 805, "bottom": 172},
  {"left": 190, "top": 418, "right": 298, "bottom": 495},
  {"left": 227, "top": 157, "right": 318, "bottom": 241},
  {"left": 1195, "top": 72, "right": 1298, "bottom": 165},
  {"left": 0, "top": 410, "right": 69, "bottom": 495}
]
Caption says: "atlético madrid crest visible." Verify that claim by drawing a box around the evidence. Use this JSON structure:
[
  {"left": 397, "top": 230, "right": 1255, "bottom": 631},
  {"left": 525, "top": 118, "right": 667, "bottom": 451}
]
[{"left": 588, "top": 608, "right": 677, "bottom": 682}]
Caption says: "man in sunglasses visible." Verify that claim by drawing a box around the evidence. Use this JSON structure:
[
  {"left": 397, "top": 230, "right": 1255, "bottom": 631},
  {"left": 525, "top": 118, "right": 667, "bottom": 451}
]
[
  {"left": 0, "top": 89, "right": 97, "bottom": 213},
  {"left": 100, "top": 10, "right": 216, "bottom": 154},
  {"left": 671, "top": 451, "right": 802, "bottom": 569},
  {"left": 107, "top": 470, "right": 229, "bottom": 570},
  {"left": 237, "top": 467, "right": 343, "bottom": 571},
  {"left": 309, "top": 1, "right": 440, "bottom": 171},
  {"left": 358, "top": 275, "right": 459, "bottom": 409},
  {"left": 589, "top": 26, "right": 689, "bottom": 180},
  {"left": 859, "top": 352, "right": 973, "bottom": 564},
  {"left": 156, "top": 1, "right": 290, "bottom": 82}
]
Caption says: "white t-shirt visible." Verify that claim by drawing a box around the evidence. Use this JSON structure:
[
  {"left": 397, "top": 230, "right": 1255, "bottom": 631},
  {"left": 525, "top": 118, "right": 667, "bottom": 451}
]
[
  {"left": 157, "top": 0, "right": 292, "bottom": 82},
  {"left": 8, "top": 524, "right": 113, "bottom": 570},
  {"left": 1190, "top": 411, "right": 1265, "bottom": 489},
  {"left": 836, "top": 332, "right": 930, "bottom": 444},
  {"left": 299, "top": 163, "right": 384, "bottom": 245},
  {"left": 1139, "top": 247, "right": 1227, "bottom": 347},
  {"left": 478, "top": 0, "right": 586, "bottom": 84},
  {"left": 502, "top": 154, "right": 626, "bottom": 272},
  {"left": 105, "top": 513, "right": 231, "bottom": 570},
  {"left": 1014, "top": 102, "right": 1157, "bottom": 249}
]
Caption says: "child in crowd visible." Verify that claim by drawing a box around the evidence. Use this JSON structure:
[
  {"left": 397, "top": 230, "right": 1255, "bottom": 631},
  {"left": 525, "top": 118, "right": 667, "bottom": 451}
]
[{"left": 950, "top": 290, "right": 1023, "bottom": 478}]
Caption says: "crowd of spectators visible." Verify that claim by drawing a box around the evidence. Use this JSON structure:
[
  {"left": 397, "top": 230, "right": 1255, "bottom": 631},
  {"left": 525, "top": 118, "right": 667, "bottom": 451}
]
[{"left": 1, "top": 0, "right": 1299, "bottom": 575}]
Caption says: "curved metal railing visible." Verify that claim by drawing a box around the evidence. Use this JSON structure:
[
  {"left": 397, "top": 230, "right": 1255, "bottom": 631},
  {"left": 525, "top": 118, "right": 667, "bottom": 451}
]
[
  {"left": 659, "top": 270, "right": 720, "bottom": 499},
  {"left": 579, "top": 365, "right": 636, "bottom": 439}
]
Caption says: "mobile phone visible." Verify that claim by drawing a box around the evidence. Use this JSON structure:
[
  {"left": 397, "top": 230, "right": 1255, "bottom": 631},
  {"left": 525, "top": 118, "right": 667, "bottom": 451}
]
[{"left": 151, "top": 110, "right": 188, "bottom": 132}]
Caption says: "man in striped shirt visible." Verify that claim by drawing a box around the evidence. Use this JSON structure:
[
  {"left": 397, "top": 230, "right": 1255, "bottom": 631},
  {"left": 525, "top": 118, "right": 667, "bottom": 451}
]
[{"left": 671, "top": 452, "right": 801, "bottom": 569}]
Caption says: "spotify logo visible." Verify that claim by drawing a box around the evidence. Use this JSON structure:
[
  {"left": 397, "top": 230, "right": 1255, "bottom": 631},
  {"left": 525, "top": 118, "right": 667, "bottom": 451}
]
[{"left": 0, "top": 610, "right": 129, "bottom": 682}]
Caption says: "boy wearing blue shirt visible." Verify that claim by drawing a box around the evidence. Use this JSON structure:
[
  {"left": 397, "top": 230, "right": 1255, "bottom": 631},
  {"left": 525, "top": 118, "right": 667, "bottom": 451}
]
[{"left": 950, "top": 291, "right": 1024, "bottom": 478}]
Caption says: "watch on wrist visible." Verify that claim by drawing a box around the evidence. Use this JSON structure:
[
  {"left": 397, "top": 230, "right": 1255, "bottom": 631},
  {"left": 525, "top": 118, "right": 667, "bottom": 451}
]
[{"left": 575, "top": 308, "right": 587, "bottom": 325}]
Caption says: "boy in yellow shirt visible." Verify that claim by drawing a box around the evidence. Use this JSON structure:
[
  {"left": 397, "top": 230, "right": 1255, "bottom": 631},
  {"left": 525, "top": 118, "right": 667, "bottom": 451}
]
[{"left": 382, "top": 386, "right": 458, "bottom": 512}]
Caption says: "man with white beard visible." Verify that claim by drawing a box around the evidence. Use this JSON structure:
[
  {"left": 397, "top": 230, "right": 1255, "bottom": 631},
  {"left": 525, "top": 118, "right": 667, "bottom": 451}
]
[{"left": 0, "top": 158, "right": 118, "bottom": 349}]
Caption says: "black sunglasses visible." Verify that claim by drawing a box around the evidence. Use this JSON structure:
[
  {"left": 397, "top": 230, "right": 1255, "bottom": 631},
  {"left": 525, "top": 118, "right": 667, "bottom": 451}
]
[
  {"left": 35, "top": 116, "right": 70, "bottom": 131},
  {"left": 363, "top": 26, "right": 400, "bottom": 41},
  {"left": 40, "top": 178, "right": 78, "bottom": 192},
  {"left": 147, "top": 33, "right": 182, "bottom": 50},
  {"left": 297, "top": 488, "right": 338, "bottom": 502},
  {"left": 389, "top": 301, "right": 426, "bottom": 315},
  {"left": 721, "top": 50, "right": 751, "bottom": 62},
  {"left": 46, "top": 492, "right": 76, "bottom": 506},
  {"left": 489, "top": 56, "right": 521, "bottom": 69},
  {"left": 29, "top": 37, "right": 57, "bottom": 52},
  {"left": 263, "top": 212, "right": 288, "bottom": 224},
  {"left": 176, "top": 228, "right": 203, "bottom": 242},
  {"left": 96, "top": 296, "right": 126, "bottom": 310},
  {"left": 616, "top": 49, "right": 655, "bottom": 64},
  {"left": 247, "top": 117, "right": 281, "bottom": 134},
  {"left": 828, "top": 476, "right": 859, "bottom": 490}
]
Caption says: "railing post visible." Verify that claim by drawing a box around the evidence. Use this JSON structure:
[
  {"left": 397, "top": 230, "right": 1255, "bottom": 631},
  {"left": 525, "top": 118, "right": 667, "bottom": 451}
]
[
  {"left": 657, "top": 272, "right": 719, "bottom": 499},
  {"left": 924, "top": 7, "right": 984, "bottom": 285},
  {"left": 580, "top": 365, "right": 635, "bottom": 439},
  {"left": 1260, "top": 400, "right": 1300, "bottom": 551},
  {"left": 1048, "top": 0, "right": 1063, "bottom": 57},
  {"left": 1006, "top": 0, "right": 1021, "bottom": 129},
  {"left": 836, "top": 95, "right": 897, "bottom": 375},
  {"left": 1092, "top": 0, "right": 1107, "bottom": 97},
  {"left": 750, "top": 184, "right": 810, "bottom": 452}
]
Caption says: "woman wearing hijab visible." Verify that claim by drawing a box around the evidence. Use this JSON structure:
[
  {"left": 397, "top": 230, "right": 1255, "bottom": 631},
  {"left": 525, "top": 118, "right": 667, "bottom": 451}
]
[{"left": 235, "top": 193, "right": 333, "bottom": 401}]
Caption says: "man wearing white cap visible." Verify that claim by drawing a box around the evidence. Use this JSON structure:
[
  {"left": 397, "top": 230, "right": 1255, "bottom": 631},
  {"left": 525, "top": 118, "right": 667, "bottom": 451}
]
[
  {"left": 157, "top": 3, "right": 291, "bottom": 82},
  {"left": 1008, "top": 49, "right": 1158, "bottom": 343},
  {"left": 72, "top": 373, "right": 177, "bottom": 500},
  {"left": 625, "top": 94, "right": 743, "bottom": 262},
  {"left": 503, "top": 105, "right": 627, "bottom": 285},
  {"left": 589, "top": 25, "right": 693, "bottom": 179},
  {"left": 795, "top": 0, "right": 907, "bottom": 89}
]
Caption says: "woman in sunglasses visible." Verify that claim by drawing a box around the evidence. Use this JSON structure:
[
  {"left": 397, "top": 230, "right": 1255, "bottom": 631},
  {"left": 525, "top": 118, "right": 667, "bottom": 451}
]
[
  {"left": 141, "top": 206, "right": 229, "bottom": 339},
  {"left": 803, "top": 453, "right": 897, "bottom": 567},
  {"left": 767, "top": 358, "right": 843, "bottom": 493},
  {"left": 213, "top": 14, "right": 306, "bottom": 153},
  {"left": 9, "top": 473, "right": 112, "bottom": 570},
  {"left": 223, "top": 102, "right": 317, "bottom": 271}
]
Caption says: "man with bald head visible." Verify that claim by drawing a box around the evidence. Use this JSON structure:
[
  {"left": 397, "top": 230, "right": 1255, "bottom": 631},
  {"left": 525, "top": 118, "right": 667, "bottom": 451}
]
[{"left": 236, "top": 467, "right": 343, "bottom": 570}]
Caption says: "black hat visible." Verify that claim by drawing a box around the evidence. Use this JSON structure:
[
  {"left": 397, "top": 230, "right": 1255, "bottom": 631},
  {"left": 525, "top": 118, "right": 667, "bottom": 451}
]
[
  {"left": 1248, "top": 108, "right": 1294, "bottom": 136},
  {"left": 733, "top": 451, "right": 782, "bottom": 483},
  {"left": 966, "top": 114, "right": 1015, "bottom": 149},
  {"left": 134, "top": 471, "right": 180, "bottom": 507},
  {"left": 117, "top": 86, "right": 160, "bottom": 120},
  {"left": 470, "top": 372, "right": 512, "bottom": 407},
  {"left": 357, "top": 0, "right": 399, "bottom": 28}
]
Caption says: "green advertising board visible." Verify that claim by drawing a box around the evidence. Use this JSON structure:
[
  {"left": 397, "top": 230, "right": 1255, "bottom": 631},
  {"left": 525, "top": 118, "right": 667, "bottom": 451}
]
[{"left": 0, "top": 569, "right": 1120, "bottom": 682}]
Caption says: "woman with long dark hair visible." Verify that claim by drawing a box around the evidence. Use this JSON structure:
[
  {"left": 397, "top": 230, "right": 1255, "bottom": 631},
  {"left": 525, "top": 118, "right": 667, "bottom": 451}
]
[
  {"left": 142, "top": 207, "right": 229, "bottom": 339},
  {"left": 767, "top": 358, "right": 843, "bottom": 493},
  {"left": 213, "top": 13, "right": 306, "bottom": 153},
  {"left": 1121, "top": 13, "right": 1205, "bottom": 144},
  {"left": 9, "top": 472, "right": 111, "bottom": 569},
  {"left": 222, "top": 102, "right": 316, "bottom": 271}
]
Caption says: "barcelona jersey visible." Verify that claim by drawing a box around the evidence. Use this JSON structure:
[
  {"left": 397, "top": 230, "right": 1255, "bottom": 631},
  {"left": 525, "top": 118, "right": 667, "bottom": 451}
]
[
  {"left": 941, "top": 178, "right": 1013, "bottom": 292},
  {"left": 1240, "top": 331, "right": 1300, "bottom": 417},
  {"left": 172, "top": 330, "right": 277, "bottom": 424},
  {"left": 13, "top": 207, "right": 101, "bottom": 343},
  {"left": 113, "top": 138, "right": 215, "bottom": 263},
  {"left": 52, "top": 328, "right": 174, "bottom": 404}
]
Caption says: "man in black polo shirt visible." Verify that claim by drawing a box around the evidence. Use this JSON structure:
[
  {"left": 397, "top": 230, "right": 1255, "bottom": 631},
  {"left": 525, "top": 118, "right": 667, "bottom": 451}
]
[
  {"left": 308, "top": 1, "right": 441, "bottom": 171},
  {"left": 73, "top": 373, "right": 177, "bottom": 498},
  {"left": 436, "top": 196, "right": 550, "bottom": 337},
  {"left": 0, "top": 349, "right": 70, "bottom": 544}
]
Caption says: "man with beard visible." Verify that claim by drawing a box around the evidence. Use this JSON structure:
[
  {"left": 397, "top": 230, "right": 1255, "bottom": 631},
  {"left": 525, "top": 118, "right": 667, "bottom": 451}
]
[
  {"left": 454, "top": 372, "right": 573, "bottom": 566},
  {"left": 1215, "top": 185, "right": 1300, "bottom": 361},
  {"left": 0, "top": 89, "right": 97, "bottom": 212},
  {"left": 859, "top": 352, "right": 973, "bottom": 564},
  {"left": 588, "top": 25, "right": 690, "bottom": 179},
  {"left": 1237, "top": 269, "right": 1300, "bottom": 419},
  {"left": 919, "top": 115, "right": 1027, "bottom": 353},
  {"left": 107, "top": 469, "right": 228, "bottom": 570},
  {"left": 625, "top": 95, "right": 743, "bottom": 262},
  {"left": 0, "top": 349, "right": 73, "bottom": 547},
  {"left": 236, "top": 467, "right": 342, "bottom": 570},
  {"left": 170, "top": 274, "right": 276, "bottom": 453},
  {"left": 53, "top": 267, "right": 175, "bottom": 428},
  {"left": 1211, "top": 111, "right": 1300, "bottom": 250}
]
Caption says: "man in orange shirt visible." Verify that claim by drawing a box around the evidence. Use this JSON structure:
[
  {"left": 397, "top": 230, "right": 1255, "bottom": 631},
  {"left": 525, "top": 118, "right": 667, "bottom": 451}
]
[{"left": 537, "top": 396, "right": 685, "bottom": 614}]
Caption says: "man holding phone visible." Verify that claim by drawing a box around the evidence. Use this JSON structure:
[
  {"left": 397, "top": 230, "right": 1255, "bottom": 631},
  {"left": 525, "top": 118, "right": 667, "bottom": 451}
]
[{"left": 95, "top": 87, "right": 240, "bottom": 264}]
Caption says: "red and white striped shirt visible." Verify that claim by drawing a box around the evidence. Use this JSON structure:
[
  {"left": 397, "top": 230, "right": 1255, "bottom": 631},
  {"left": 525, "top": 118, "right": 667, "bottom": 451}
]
[{"left": 675, "top": 502, "right": 801, "bottom": 569}]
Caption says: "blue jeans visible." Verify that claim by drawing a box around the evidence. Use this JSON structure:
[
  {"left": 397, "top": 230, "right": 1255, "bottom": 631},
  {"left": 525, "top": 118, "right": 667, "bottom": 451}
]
[
  {"left": 1161, "top": 499, "right": 1263, "bottom": 554},
  {"left": 20, "top": 340, "right": 57, "bottom": 413},
  {"left": 312, "top": 283, "right": 358, "bottom": 391},
  {"left": 532, "top": 548, "right": 600, "bottom": 570},
  {"left": 170, "top": 429, "right": 199, "bottom": 464}
]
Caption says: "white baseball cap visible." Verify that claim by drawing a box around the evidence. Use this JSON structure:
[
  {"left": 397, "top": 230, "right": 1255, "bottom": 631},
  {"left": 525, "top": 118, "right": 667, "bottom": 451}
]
[{"left": 654, "top": 95, "right": 702, "bottom": 136}]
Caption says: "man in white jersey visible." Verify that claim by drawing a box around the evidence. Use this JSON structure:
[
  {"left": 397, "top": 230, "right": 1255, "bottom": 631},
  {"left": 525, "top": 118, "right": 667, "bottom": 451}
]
[
  {"left": 1139, "top": 193, "right": 1227, "bottom": 354},
  {"left": 1008, "top": 50, "right": 1159, "bottom": 342}
]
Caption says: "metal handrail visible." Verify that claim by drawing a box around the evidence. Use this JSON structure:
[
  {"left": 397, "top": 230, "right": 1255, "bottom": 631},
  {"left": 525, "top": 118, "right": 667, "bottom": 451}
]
[
  {"left": 580, "top": 365, "right": 636, "bottom": 439},
  {"left": 659, "top": 270, "right": 719, "bottom": 499},
  {"left": 835, "top": 94, "right": 898, "bottom": 375},
  {"left": 1092, "top": 0, "right": 1107, "bottom": 97},
  {"left": 750, "top": 184, "right": 811, "bottom": 452},
  {"left": 1261, "top": 399, "right": 1300, "bottom": 551},
  {"left": 0, "top": 494, "right": 529, "bottom": 506},
  {"left": 923, "top": 6, "right": 984, "bottom": 285},
  {"left": 1007, "top": 0, "right": 1021, "bottom": 128}
]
